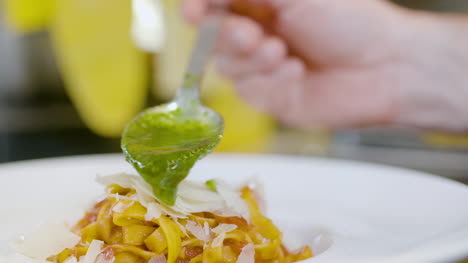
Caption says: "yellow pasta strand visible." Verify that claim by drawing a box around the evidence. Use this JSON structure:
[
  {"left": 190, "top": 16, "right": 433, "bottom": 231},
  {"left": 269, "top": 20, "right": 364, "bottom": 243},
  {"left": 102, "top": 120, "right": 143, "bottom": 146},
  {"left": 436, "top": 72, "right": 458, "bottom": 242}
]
[
  {"left": 156, "top": 216, "right": 182, "bottom": 263},
  {"left": 202, "top": 243, "right": 223, "bottom": 263},
  {"left": 113, "top": 201, "right": 147, "bottom": 226},
  {"left": 144, "top": 227, "right": 168, "bottom": 254},
  {"left": 109, "top": 244, "right": 156, "bottom": 260},
  {"left": 96, "top": 202, "right": 114, "bottom": 243},
  {"left": 189, "top": 214, "right": 217, "bottom": 228},
  {"left": 122, "top": 225, "right": 156, "bottom": 246},
  {"left": 109, "top": 227, "right": 124, "bottom": 244},
  {"left": 222, "top": 246, "right": 237, "bottom": 263},
  {"left": 242, "top": 187, "right": 282, "bottom": 240},
  {"left": 287, "top": 246, "right": 313, "bottom": 262},
  {"left": 181, "top": 238, "right": 205, "bottom": 248},
  {"left": 114, "top": 251, "right": 145, "bottom": 263},
  {"left": 255, "top": 239, "right": 282, "bottom": 260},
  {"left": 108, "top": 184, "right": 132, "bottom": 195},
  {"left": 189, "top": 254, "right": 203, "bottom": 263},
  {"left": 80, "top": 222, "right": 98, "bottom": 243},
  {"left": 225, "top": 229, "right": 250, "bottom": 243}
]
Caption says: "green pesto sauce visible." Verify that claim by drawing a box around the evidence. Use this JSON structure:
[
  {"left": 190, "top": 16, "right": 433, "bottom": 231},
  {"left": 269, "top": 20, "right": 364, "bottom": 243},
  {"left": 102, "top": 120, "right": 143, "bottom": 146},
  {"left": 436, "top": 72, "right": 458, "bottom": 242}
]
[
  {"left": 205, "top": 179, "right": 217, "bottom": 192},
  {"left": 121, "top": 106, "right": 222, "bottom": 205}
]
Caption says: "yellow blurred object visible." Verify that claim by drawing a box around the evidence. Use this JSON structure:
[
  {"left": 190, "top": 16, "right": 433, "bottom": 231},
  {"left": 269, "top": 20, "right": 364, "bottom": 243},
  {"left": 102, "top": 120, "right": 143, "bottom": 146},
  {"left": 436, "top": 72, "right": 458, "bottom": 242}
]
[
  {"left": 423, "top": 133, "right": 468, "bottom": 148},
  {"left": 3, "top": 0, "right": 55, "bottom": 33},
  {"left": 154, "top": 0, "right": 195, "bottom": 101},
  {"left": 202, "top": 66, "right": 276, "bottom": 152},
  {"left": 155, "top": 0, "right": 276, "bottom": 152},
  {"left": 50, "top": 0, "right": 148, "bottom": 137}
]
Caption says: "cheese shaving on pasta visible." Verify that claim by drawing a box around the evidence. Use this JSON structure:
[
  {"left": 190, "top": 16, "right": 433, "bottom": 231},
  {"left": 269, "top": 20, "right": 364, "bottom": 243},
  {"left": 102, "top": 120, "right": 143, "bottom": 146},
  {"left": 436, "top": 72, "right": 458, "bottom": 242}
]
[
  {"left": 80, "top": 240, "right": 103, "bottom": 263},
  {"left": 186, "top": 221, "right": 211, "bottom": 242},
  {"left": 13, "top": 223, "right": 80, "bottom": 260},
  {"left": 96, "top": 173, "right": 249, "bottom": 221},
  {"left": 148, "top": 254, "right": 167, "bottom": 263},
  {"left": 211, "top": 224, "right": 237, "bottom": 248},
  {"left": 236, "top": 243, "right": 255, "bottom": 263}
]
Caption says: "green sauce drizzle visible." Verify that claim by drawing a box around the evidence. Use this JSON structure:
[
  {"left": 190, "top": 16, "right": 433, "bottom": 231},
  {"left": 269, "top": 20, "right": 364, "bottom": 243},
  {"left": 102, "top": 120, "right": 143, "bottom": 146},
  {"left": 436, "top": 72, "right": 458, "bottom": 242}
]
[
  {"left": 205, "top": 179, "right": 218, "bottom": 192},
  {"left": 121, "top": 106, "right": 222, "bottom": 205}
]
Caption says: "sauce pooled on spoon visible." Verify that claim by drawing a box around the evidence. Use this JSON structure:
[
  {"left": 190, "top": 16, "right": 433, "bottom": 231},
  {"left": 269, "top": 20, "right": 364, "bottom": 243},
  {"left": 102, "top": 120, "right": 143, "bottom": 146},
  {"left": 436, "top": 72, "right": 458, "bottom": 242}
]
[{"left": 121, "top": 104, "right": 223, "bottom": 205}]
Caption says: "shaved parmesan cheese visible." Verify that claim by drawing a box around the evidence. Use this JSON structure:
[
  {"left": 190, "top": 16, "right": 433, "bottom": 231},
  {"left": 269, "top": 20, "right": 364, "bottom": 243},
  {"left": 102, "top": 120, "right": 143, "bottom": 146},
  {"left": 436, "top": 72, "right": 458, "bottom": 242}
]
[
  {"left": 97, "top": 174, "right": 250, "bottom": 221},
  {"left": 211, "top": 224, "right": 237, "bottom": 248},
  {"left": 63, "top": 257, "right": 79, "bottom": 263},
  {"left": 211, "top": 232, "right": 226, "bottom": 248},
  {"left": 96, "top": 174, "right": 133, "bottom": 189},
  {"left": 14, "top": 223, "right": 80, "bottom": 260},
  {"left": 178, "top": 181, "right": 224, "bottom": 202},
  {"left": 214, "top": 180, "right": 250, "bottom": 221},
  {"left": 95, "top": 256, "right": 114, "bottom": 263},
  {"left": 203, "top": 222, "right": 211, "bottom": 238},
  {"left": 186, "top": 221, "right": 211, "bottom": 242},
  {"left": 112, "top": 201, "right": 134, "bottom": 213},
  {"left": 212, "top": 224, "right": 237, "bottom": 235},
  {"left": 236, "top": 243, "right": 255, "bottom": 263},
  {"left": 95, "top": 248, "right": 115, "bottom": 263},
  {"left": 108, "top": 194, "right": 135, "bottom": 202},
  {"left": 149, "top": 201, "right": 185, "bottom": 219},
  {"left": 80, "top": 240, "right": 104, "bottom": 263},
  {"left": 149, "top": 254, "right": 167, "bottom": 263},
  {"left": 145, "top": 202, "right": 163, "bottom": 221}
]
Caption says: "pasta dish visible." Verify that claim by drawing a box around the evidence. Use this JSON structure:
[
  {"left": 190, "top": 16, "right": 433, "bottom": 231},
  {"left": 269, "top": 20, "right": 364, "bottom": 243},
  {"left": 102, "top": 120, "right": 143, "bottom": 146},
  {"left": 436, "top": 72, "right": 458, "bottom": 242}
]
[{"left": 16, "top": 174, "right": 312, "bottom": 263}]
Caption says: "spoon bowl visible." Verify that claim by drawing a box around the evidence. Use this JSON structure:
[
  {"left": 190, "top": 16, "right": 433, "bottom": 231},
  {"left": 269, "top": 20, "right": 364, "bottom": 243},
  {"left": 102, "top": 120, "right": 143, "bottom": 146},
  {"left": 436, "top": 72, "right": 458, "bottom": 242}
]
[{"left": 122, "top": 101, "right": 223, "bottom": 205}]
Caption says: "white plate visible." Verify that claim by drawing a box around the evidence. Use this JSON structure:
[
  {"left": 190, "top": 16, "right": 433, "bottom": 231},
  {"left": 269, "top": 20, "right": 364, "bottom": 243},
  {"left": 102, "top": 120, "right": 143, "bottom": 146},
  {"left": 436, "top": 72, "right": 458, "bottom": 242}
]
[{"left": 1, "top": 154, "right": 468, "bottom": 263}]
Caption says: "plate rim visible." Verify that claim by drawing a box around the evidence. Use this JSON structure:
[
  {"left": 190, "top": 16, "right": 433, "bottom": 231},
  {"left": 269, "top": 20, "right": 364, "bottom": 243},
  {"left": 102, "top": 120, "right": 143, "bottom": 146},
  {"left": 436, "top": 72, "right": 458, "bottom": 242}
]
[{"left": 0, "top": 153, "right": 466, "bottom": 191}]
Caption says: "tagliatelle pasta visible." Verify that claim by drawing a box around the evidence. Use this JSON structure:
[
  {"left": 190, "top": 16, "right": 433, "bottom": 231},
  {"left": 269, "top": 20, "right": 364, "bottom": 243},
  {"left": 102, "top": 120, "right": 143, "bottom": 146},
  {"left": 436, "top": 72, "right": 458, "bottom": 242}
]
[{"left": 45, "top": 176, "right": 312, "bottom": 263}]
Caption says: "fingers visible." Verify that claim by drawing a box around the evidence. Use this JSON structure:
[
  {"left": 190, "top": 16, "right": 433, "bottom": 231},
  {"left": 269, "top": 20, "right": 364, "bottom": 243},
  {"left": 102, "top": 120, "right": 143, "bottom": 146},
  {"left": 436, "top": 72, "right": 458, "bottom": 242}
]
[
  {"left": 212, "top": 15, "right": 305, "bottom": 116},
  {"left": 280, "top": 69, "right": 395, "bottom": 128},
  {"left": 217, "top": 37, "right": 287, "bottom": 78},
  {"left": 184, "top": 0, "right": 285, "bottom": 78},
  {"left": 182, "top": 0, "right": 232, "bottom": 24},
  {"left": 232, "top": 60, "right": 395, "bottom": 129},
  {"left": 218, "top": 15, "right": 264, "bottom": 55},
  {"left": 181, "top": 0, "right": 209, "bottom": 24},
  {"left": 234, "top": 58, "right": 306, "bottom": 113},
  {"left": 213, "top": 13, "right": 289, "bottom": 78}
]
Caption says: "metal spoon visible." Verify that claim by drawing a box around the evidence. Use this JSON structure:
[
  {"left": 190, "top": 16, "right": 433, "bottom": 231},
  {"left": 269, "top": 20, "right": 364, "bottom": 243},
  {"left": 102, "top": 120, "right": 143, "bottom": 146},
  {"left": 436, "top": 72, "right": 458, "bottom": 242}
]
[{"left": 121, "top": 6, "right": 225, "bottom": 205}]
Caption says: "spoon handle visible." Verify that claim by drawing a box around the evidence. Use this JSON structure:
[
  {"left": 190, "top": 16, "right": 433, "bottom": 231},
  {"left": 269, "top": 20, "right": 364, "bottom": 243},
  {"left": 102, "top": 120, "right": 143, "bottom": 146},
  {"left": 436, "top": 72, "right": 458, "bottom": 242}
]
[{"left": 176, "top": 4, "right": 226, "bottom": 105}]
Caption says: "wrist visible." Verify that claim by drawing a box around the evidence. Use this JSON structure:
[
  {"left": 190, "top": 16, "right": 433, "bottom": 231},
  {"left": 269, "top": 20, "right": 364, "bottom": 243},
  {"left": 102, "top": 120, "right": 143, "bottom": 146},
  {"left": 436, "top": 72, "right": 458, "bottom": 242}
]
[{"left": 390, "top": 9, "right": 468, "bottom": 131}]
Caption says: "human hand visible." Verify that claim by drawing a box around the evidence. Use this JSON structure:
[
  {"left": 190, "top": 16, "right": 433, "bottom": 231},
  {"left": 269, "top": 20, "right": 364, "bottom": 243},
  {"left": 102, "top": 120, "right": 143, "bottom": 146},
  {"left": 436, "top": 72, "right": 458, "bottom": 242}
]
[{"left": 183, "top": 0, "right": 468, "bottom": 131}]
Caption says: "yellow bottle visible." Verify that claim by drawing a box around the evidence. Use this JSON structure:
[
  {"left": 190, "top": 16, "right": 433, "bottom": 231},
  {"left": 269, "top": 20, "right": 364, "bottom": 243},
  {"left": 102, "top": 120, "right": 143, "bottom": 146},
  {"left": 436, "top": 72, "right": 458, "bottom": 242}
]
[
  {"left": 3, "top": 0, "right": 55, "bottom": 33},
  {"left": 50, "top": 0, "right": 148, "bottom": 137}
]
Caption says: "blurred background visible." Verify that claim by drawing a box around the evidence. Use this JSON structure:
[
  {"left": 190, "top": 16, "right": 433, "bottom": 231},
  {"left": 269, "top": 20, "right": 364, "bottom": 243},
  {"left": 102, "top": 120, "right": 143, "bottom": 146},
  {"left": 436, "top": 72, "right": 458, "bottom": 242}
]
[{"left": 1, "top": 0, "right": 468, "bottom": 184}]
